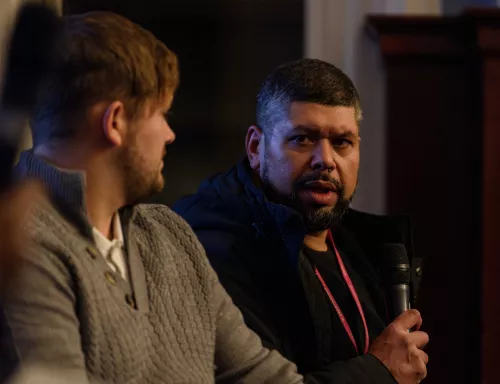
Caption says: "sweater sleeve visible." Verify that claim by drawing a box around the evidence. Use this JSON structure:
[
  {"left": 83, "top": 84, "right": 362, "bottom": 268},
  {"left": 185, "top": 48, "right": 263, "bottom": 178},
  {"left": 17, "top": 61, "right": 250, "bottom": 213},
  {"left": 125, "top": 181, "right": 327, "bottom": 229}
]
[
  {"left": 1, "top": 243, "right": 88, "bottom": 382},
  {"left": 7, "top": 364, "right": 92, "bottom": 384},
  {"left": 212, "top": 272, "right": 305, "bottom": 384}
]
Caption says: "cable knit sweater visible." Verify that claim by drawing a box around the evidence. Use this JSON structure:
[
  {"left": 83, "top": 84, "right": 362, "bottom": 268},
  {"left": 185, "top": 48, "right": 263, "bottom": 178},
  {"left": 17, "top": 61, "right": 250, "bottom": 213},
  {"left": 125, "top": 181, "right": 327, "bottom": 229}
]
[{"left": 1, "top": 151, "right": 303, "bottom": 384}]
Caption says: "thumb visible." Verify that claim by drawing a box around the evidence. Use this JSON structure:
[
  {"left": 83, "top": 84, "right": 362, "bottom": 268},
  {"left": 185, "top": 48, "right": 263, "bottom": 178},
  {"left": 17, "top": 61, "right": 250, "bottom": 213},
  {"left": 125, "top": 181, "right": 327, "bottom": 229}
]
[{"left": 392, "top": 309, "right": 422, "bottom": 331}]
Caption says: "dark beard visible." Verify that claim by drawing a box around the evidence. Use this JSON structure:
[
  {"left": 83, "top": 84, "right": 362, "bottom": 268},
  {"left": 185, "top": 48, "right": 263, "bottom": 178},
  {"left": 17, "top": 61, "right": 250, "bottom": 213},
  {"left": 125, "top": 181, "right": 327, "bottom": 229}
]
[
  {"left": 122, "top": 146, "right": 164, "bottom": 205},
  {"left": 262, "top": 163, "right": 353, "bottom": 233},
  {"left": 289, "top": 173, "right": 353, "bottom": 232}
]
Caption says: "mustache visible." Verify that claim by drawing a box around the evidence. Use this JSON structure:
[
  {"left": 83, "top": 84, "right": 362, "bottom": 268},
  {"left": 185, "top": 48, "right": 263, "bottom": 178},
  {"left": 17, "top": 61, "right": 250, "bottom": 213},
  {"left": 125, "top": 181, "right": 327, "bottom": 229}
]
[{"left": 295, "top": 173, "right": 344, "bottom": 192}]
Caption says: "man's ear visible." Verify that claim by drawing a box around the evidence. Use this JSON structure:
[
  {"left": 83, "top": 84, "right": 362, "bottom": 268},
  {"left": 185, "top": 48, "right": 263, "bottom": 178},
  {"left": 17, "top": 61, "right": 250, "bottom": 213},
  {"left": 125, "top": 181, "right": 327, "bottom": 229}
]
[
  {"left": 245, "top": 125, "right": 264, "bottom": 170},
  {"left": 102, "top": 101, "right": 127, "bottom": 147}
]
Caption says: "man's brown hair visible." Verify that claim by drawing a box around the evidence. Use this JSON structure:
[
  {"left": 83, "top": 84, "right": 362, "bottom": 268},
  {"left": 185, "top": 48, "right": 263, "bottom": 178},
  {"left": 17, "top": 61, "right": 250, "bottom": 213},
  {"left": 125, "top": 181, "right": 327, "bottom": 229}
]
[{"left": 31, "top": 11, "right": 179, "bottom": 146}]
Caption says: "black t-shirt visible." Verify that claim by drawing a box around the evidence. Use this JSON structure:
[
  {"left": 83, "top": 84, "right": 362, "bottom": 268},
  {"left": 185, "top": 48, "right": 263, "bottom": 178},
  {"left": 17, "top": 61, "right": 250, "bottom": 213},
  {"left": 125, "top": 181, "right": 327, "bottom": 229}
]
[{"left": 302, "top": 245, "right": 385, "bottom": 356}]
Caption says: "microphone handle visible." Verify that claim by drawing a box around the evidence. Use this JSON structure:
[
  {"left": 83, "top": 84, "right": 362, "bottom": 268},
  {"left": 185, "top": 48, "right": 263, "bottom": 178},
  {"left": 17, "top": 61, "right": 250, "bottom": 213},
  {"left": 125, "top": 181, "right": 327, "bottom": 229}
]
[{"left": 386, "top": 283, "right": 411, "bottom": 322}]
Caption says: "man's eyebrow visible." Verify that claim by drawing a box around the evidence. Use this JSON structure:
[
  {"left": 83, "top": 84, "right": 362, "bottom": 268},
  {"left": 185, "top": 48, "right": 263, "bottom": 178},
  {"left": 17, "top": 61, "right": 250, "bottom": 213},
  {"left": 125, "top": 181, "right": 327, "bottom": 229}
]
[
  {"left": 292, "top": 124, "right": 358, "bottom": 138},
  {"left": 336, "top": 131, "right": 358, "bottom": 138}
]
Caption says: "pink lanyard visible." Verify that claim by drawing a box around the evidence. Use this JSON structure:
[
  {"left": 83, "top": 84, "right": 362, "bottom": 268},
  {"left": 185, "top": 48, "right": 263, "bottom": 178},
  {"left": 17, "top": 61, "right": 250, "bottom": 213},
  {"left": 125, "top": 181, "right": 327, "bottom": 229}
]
[{"left": 313, "top": 230, "right": 370, "bottom": 355}]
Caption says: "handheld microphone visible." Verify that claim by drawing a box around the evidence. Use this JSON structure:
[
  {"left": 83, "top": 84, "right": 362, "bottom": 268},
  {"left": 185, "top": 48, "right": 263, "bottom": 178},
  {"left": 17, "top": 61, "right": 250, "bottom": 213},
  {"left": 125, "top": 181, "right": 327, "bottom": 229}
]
[
  {"left": 381, "top": 243, "right": 411, "bottom": 322},
  {"left": 0, "top": 3, "right": 61, "bottom": 192}
]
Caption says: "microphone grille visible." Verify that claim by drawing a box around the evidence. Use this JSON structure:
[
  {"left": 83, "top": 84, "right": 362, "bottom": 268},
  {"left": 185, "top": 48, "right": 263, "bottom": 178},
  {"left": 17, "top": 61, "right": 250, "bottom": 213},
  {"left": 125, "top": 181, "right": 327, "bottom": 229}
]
[
  {"left": 381, "top": 243, "right": 410, "bottom": 285},
  {"left": 381, "top": 243, "right": 409, "bottom": 266}
]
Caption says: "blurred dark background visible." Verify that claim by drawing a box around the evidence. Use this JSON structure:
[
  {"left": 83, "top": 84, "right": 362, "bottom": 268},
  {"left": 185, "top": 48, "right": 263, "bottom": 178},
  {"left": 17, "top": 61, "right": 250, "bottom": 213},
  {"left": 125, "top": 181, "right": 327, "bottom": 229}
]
[{"left": 64, "top": 0, "right": 303, "bottom": 205}]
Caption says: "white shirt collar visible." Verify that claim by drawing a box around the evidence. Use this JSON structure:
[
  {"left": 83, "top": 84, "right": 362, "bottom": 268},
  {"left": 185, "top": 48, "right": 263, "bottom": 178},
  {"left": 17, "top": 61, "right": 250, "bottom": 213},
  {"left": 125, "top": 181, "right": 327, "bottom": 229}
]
[{"left": 92, "top": 213, "right": 124, "bottom": 255}]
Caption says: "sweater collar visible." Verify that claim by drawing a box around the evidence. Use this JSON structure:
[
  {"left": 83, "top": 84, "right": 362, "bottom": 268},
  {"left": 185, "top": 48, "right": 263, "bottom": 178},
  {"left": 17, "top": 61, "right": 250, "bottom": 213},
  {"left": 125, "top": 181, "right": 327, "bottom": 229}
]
[{"left": 14, "top": 150, "right": 94, "bottom": 239}]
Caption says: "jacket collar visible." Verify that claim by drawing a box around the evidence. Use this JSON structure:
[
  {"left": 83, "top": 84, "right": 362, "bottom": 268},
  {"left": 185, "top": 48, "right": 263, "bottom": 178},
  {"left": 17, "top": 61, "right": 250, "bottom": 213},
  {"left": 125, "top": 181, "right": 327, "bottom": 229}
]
[
  {"left": 233, "top": 158, "right": 413, "bottom": 271},
  {"left": 234, "top": 159, "right": 393, "bottom": 324},
  {"left": 229, "top": 159, "right": 310, "bottom": 269}
]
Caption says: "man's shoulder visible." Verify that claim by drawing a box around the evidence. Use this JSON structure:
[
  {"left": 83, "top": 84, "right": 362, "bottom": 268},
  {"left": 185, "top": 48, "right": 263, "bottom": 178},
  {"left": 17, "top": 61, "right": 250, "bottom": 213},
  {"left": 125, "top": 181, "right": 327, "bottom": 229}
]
[
  {"left": 15, "top": 201, "right": 82, "bottom": 279},
  {"left": 340, "top": 208, "right": 415, "bottom": 266},
  {"left": 133, "top": 203, "right": 189, "bottom": 228},
  {"left": 132, "top": 203, "right": 196, "bottom": 238},
  {"left": 342, "top": 208, "right": 413, "bottom": 240},
  {"left": 344, "top": 208, "right": 411, "bottom": 223},
  {"left": 173, "top": 161, "right": 259, "bottom": 228},
  {"left": 131, "top": 203, "right": 206, "bottom": 253},
  {"left": 173, "top": 188, "right": 257, "bottom": 233},
  {"left": 24, "top": 199, "right": 77, "bottom": 242},
  {"left": 174, "top": 190, "right": 242, "bottom": 215}
]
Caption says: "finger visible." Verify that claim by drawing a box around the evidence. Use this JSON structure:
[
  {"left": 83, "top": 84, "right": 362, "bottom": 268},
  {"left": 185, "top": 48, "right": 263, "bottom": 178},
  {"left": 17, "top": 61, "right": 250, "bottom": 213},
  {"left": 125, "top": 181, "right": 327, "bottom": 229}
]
[
  {"left": 414, "top": 354, "right": 428, "bottom": 381},
  {"left": 393, "top": 309, "right": 422, "bottom": 330},
  {"left": 413, "top": 348, "right": 429, "bottom": 365},
  {"left": 408, "top": 330, "right": 429, "bottom": 349}
]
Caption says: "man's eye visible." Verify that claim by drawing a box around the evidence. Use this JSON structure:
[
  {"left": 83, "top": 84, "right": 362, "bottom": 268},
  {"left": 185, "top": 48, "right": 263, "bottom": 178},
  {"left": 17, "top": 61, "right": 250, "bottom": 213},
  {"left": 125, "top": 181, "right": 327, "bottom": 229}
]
[
  {"left": 333, "top": 139, "right": 353, "bottom": 148},
  {"left": 291, "top": 135, "right": 312, "bottom": 145}
]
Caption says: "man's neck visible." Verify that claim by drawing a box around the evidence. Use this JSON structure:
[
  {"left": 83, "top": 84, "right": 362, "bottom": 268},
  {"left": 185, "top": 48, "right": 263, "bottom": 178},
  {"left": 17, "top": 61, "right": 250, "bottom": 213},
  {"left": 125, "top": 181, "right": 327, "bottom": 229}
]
[
  {"left": 304, "top": 230, "right": 329, "bottom": 252},
  {"left": 86, "top": 193, "right": 117, "bottom": 240},
  {"left": 33, "top": 145, "right": 123, "bottom": 239}
]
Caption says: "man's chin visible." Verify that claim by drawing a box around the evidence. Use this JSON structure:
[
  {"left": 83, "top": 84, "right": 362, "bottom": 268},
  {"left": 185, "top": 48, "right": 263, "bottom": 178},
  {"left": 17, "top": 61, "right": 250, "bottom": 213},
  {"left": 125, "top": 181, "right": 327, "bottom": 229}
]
[
  {"left": 297, "top": 208, "right": 331, "bottom": 231},
  {"left": 152, "top": 179, "right": 165, "bottom": 195},
  {"left": 301, "top": 204, "right": 335, "bottom": 217},
  {"left": 136, "top": 177, "right": 164, "bottom": 202},
  {"left": 304, "top": 203, "right": 353, "bottom": 231}
]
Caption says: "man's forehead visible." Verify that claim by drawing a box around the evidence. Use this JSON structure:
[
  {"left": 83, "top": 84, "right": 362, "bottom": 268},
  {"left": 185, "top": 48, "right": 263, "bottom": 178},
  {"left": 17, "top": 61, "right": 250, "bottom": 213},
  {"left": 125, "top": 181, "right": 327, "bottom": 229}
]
[{"left": 275, "top": 102, "right": 358, "bottom": 134}]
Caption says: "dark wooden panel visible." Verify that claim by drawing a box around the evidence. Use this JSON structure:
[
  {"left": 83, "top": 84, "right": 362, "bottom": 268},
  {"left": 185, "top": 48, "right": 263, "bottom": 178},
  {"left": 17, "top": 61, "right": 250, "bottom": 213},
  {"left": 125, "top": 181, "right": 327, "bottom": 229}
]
[
  {"left": 385, "top": 58, "right": 481, "bottom": 384},
  {"left": 481, "top": 55, "right": 500, "bottom": 384},
  {"left": 366, "top": 10, "right": 500, "bottom": 384}
]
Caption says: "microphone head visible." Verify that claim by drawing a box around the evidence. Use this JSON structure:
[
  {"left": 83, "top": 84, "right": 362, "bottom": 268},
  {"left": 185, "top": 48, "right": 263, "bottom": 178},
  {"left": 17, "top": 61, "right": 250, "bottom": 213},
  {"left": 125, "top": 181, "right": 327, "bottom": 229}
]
[
  {"left": 380, "top": 243, "right": 411, "bottom": 286},
  {"left": 1, "top": 3, "right": 61, "bottom": 111}
]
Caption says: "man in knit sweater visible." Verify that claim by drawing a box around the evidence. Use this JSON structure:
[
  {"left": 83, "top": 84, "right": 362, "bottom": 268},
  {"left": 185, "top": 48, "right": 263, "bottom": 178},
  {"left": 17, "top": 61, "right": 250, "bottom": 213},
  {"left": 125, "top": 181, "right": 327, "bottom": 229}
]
[{"left": 1, "top": 11, "right": 305, "bottom": 384}]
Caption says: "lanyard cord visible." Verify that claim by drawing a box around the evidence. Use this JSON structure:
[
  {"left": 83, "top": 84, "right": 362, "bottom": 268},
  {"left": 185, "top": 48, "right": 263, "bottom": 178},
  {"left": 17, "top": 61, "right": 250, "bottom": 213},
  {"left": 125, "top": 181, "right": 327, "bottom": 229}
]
[{"left": 313, "top": 230, "right": 370, "bottom": 355}]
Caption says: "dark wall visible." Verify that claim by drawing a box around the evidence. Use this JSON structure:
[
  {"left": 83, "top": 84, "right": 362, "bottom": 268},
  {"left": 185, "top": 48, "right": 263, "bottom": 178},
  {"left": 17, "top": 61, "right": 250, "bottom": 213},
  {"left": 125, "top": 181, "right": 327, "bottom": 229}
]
[
  {"left": 367, "top": 14, "right": 494, "bottom": 384},
  {"left": 63, "top": 0, "right": 303, "bottom": 205}
]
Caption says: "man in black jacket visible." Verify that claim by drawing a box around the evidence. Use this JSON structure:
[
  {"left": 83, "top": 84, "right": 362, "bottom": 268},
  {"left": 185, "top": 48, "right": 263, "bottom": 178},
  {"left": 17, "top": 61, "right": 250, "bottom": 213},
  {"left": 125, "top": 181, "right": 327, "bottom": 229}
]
[{"left": 174, "top": 58, "right": 429, "bottom": 383}]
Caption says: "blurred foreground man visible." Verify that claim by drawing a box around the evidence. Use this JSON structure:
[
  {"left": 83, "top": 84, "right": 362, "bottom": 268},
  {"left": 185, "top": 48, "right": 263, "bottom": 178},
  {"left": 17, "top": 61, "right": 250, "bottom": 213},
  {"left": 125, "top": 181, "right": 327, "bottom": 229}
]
[
  {"left": 1, "top": 12, "right": 304, "bottom": 383},
  {"left": 175, "top": 59, "right": 429, "bottom": 384},
  {"left": 0, "top": 182, "right": 43, "bottom": 292}
]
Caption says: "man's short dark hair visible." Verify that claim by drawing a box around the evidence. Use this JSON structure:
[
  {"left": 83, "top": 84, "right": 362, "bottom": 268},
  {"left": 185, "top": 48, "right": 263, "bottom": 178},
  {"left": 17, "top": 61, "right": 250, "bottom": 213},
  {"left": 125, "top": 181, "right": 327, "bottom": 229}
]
[{"left": 256, "top": 58, "right": 362, "bottom": 135}]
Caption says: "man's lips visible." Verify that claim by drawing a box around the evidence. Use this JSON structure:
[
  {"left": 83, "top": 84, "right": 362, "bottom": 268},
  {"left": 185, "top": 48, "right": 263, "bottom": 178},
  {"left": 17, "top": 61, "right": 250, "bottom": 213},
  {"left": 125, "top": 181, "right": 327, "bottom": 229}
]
[
  {"left": 302, "top": 180, "right": 338, "bottom": 192},
  {"left": 299, "top": 181, "right": 339, "bottom": 205}
]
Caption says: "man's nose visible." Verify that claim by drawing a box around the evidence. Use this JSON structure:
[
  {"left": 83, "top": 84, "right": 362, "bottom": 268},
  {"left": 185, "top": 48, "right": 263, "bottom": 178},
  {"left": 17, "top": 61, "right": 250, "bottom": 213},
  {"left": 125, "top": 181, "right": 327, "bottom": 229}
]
[
  {"left": 165, "top": 123, "right": 176, "bottom": 145},
  {"left": 311, "top": 139, "right": 336, "bottom": 172}
]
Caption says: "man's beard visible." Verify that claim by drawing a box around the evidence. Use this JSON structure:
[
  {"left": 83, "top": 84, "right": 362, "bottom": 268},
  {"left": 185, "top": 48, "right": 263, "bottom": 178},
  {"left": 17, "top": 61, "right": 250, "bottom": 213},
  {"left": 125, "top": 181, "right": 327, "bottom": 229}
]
[
  {"left": 289, "top": 173, "right": 353, "bottom": 232},
  {"left": 262, "top": 161, "right": 354, "bottom": 233},
  {"left": 121, "top": 145, "right": 165, "bottom": 204}
]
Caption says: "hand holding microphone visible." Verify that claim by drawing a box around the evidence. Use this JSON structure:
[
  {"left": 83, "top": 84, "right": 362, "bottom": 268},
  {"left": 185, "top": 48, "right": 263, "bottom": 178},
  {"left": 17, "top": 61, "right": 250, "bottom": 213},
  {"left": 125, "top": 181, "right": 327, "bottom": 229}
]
[
  {"left": 369, "top": 309, "right": 429, "bottom": 384},
  {"left": 368, "top": 244, "right": 429, "bottom": 383}
]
